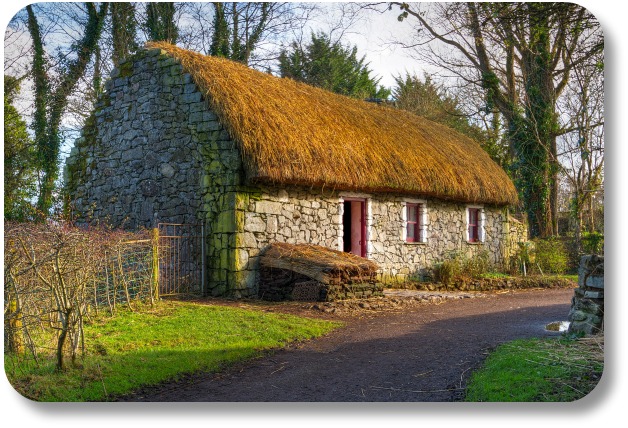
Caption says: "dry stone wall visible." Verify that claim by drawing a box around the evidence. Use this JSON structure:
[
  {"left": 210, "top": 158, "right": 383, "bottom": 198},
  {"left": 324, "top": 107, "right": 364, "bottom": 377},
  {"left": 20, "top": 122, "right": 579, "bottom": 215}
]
[
  {"left": 65, "top": 48, "right": 243, "bottom": 296},
  {"left": 568, "top": 255, "right": 604, "bottom": 335},
  {"left": 234, "top": 186, "right": 523, "bottom": 290}
]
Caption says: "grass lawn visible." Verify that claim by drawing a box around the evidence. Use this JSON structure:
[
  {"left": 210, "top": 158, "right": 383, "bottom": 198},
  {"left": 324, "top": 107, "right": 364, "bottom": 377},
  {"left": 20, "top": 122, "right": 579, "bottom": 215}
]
[
  {"left": 464, "top": 335, "right": 603, "bottom": 402},
  {"left": 4, "top": 301, "right": 340, "bottom": 402}
]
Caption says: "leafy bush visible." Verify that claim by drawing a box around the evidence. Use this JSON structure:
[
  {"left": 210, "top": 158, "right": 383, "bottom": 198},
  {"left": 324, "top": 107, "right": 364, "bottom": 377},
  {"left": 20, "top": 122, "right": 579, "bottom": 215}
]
[
  {"left": 531, "top": 237, "right": 568, "bottom": 275},
  {"left": 581, "top": 232, "right": 604, "bottom": 255},
  {"left": 432, "top": 250, "right": 491, "bottom": 285},
  {"left": 507, "top": 242, "right": 533, "bottom": 275}
]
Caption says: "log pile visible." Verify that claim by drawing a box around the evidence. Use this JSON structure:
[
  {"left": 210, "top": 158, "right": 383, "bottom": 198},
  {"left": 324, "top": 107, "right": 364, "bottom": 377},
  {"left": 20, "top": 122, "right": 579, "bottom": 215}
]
[{"left": 258, "top": 243, "right": 383, "bottom": 301}]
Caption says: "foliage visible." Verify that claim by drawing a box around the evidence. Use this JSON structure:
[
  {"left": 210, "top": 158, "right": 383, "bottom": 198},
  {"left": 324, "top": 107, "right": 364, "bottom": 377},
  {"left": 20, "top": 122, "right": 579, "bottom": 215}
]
[
  {"left": 581, "top": 231, "right": 604, "bottom": 255},
  {"left": 279, "top": 32, "right": 390, "bottom": 99},
  {"left": 506, "top": 241, "right": 533, "bottom": 276},
  {"left": 432, "top": 250, "right": 491, "bottom": 286},
  {"left": 26, "top": 3, "right": 110, "bottom": 217},
  {"left": 4, "top": 76, "right": 38, "bottom": 221},
  {"left": 465, "top": 336, "right": 603, "bottom": 402},
  {"left": 531, "top": 237, "right": 569, "bottom": 275},
  {"left": 111, "top": 2, "right": 138, "bottom": 66},
  {"left": 144, "top": 2, "right": 178, "bottom": 44},
  {"left": 5, "top": 301, "right": 339, "bottom": 401}
]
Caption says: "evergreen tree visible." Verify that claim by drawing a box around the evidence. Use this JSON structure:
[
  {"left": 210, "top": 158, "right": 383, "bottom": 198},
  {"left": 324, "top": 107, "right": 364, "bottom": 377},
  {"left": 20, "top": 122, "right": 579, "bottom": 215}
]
[
  {"left": 279, "top": 32, "right": 390, "bottom": 99},
  {"left": 4, "top": 76, "right": 38, "bottom": 221}
]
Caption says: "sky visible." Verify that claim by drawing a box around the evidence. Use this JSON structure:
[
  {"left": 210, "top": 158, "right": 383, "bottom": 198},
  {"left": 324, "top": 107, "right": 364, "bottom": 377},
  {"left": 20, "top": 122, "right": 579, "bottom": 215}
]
[{"left": 1, "top": 0, "right": 626, "bottom": 426}]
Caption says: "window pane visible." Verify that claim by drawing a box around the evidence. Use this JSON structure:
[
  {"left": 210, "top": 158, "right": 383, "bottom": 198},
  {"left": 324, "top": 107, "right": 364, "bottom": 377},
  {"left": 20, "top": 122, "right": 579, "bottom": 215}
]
[
  {"left": 469, "top": 208, "right": 478, "bottom": 225},
  {"left": 407, "top": 223, "right": 415, "bottom": 239},
  {"left": 408, "top": 205, "right": 417, "bottom": 222},
  {"left": 469, "top": 225, "right": 477, "bottom": 242}
]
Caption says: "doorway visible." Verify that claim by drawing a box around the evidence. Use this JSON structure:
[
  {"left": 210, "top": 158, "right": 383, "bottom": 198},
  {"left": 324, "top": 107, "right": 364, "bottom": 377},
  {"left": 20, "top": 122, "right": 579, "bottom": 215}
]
[{"left": 342, "top": 199, "right": 367, "bottom": 258}]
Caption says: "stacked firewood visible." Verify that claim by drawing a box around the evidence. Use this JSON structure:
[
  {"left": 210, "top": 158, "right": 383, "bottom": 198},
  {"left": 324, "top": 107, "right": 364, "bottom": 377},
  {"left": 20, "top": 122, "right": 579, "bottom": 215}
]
[{"left": 258, "top": 243, "right": 383, "bottom": 301}]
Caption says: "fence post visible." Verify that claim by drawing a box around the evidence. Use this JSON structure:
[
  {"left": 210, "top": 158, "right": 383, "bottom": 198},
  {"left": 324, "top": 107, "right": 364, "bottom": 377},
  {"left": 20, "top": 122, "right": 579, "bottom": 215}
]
[
  {"left": 201, "top": 223, "right": 207, "bottom": 296},
  {"left": 152, "top": 227, "right": 160, "bottom": 302},
  {"left": 8, "top": 299, "right": 24, "bottom": 354}
]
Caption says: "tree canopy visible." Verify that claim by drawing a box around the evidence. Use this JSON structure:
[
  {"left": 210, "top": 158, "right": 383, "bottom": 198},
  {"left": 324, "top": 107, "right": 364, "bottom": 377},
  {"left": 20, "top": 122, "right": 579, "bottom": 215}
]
[
  {"left": 393, "top": 2, "right": 603, "bottom": 237},
  {"left": 279, "top": 32, "right": 390, "bottom": 100}
]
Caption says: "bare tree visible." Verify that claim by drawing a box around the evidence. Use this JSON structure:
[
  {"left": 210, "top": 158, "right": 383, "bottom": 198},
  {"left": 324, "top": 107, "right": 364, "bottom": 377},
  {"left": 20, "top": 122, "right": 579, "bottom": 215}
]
[
  {"left": 386, "top": 2, "right": 603, "bottom": 238},
  {"left": 176, "top": 2, "right": 317, "bottom": 68},
  {"left": 557, "top": 51, "right": 604, "bottom": 239}
]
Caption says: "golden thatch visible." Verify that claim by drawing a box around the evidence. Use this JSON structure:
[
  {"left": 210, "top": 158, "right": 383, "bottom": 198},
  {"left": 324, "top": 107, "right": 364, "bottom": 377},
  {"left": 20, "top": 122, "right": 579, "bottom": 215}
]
[
  {"left": 146, "top": 42, "right": 518, "bottom": 205},
  {"left": 260, "top": 242, "right": 379, "bottom": 285}
]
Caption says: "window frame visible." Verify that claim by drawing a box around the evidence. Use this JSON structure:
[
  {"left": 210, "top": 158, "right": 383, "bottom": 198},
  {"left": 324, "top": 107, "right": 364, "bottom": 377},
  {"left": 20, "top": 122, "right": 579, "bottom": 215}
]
[
  {"left": 403, "top": 200, "right": 427, "bottom": 244},
  {"left": 466, "top": 206, "right": 485, "bottom": 243}
]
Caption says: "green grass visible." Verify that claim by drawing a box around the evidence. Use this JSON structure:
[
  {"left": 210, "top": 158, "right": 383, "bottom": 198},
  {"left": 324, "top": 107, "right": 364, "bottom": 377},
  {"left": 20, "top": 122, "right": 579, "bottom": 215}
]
[
  {"left": 5, "top": 301, "right": 339, "bottom": 401},
  {"left": 464, "top": 336, "right": 603, "bottom": 402},
  {"left": 478, "top": 272, "right": 512, "bottom": 279}
]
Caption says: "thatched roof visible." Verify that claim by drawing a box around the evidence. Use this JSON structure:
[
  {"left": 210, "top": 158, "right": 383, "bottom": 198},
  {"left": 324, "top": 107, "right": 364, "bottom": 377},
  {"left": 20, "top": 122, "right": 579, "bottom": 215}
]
[
  {"left": 260, "top": 243, "right": 379, "bottom": 285},
  {"left": 146, "top": 42, "right": 518, "bottom": 206}
]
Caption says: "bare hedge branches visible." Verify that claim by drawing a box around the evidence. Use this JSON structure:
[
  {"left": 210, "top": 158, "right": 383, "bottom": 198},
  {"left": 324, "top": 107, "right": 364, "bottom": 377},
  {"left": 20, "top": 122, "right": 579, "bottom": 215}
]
[{"left": 4, "top": 222, "right": 153, "bottom": 371}]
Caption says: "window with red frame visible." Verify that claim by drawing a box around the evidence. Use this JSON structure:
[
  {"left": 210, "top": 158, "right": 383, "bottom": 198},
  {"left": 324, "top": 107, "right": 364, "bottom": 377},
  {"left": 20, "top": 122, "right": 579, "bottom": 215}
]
[
  {"left": 406, "top": 203, "right": 424, "bottom": 242},
  {"left": 468, "top": 208, "right": 481, "bottom": 242}
]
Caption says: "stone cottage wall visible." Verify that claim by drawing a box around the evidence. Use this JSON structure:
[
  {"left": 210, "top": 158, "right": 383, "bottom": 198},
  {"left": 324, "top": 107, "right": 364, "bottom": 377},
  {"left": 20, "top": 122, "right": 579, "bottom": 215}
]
[
  {"left": 368, "top": 196, "right": 509, "bottom": 283},
  {"left": 234, "top": 186, "right": 517, "bottom": 290},
  {"left": 64, "top": 48, "right": 243, "bottom": 296}
]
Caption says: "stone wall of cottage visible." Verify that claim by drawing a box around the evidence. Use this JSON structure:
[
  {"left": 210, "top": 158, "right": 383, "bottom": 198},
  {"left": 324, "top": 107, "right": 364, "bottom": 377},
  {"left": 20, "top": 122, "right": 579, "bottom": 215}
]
[
  {"left": 369, "top": 196, "right": 511, "bottom": 283},
  {"left": 235, "top": 186, "right": 522, "bottom": 290},
  {"left": 64, "top": 48, "right": 243, "bottom": 296}
]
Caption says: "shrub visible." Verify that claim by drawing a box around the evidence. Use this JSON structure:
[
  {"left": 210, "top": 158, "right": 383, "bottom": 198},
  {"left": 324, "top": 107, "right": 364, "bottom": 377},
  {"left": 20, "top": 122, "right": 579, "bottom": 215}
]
[
  {"left": 433, "top": 256, "right": 461, "bottom": 286},
  {"left": 531, "top": 237, "right": 568, "bottom": 275},
  {"left": 432, "top": 250, "right": 491, "bottom": 285},
  {"left": 581, "top": 232, "right": 604, "bottom": 255}
]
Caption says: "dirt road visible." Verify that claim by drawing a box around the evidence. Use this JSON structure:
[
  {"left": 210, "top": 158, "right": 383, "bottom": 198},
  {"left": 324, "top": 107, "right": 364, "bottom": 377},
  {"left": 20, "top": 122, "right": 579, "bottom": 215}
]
[{"left": 119, "top": 287, "right": 574, "bottom": 402}]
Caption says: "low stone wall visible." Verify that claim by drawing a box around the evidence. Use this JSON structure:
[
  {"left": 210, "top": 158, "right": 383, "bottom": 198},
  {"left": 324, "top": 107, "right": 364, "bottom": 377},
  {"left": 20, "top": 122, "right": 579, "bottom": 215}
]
[
  {"left": 568, "top": 255, "right": 604, "bottom": 335},
  {"left": 402, "top": 275, "right": 576, "bottom": 292}
]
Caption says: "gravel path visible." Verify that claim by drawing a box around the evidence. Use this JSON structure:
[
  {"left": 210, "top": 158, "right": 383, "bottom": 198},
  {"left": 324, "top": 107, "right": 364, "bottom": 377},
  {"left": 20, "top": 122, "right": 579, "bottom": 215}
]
[{"left": 118, "top": 287, "right": 574, "bottom": 402}]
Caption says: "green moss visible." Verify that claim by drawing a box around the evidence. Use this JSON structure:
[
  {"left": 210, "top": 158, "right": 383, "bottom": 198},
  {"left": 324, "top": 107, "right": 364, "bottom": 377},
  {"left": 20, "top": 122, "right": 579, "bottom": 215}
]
[{"left": 118, "top": 60, "right": 134, "bottom": 78}]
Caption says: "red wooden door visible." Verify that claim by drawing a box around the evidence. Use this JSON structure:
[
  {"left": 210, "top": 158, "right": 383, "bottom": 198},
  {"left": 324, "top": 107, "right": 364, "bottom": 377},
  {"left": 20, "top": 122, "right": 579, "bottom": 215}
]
[{"left": 344, "top": 199, "right": 367, "bottom": 258}]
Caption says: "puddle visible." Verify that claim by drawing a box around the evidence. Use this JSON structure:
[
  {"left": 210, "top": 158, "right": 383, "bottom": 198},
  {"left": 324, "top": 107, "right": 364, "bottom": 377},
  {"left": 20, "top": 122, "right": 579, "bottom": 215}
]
[{"left": 545, "top": 321, "right": 570, "bottom": 332}]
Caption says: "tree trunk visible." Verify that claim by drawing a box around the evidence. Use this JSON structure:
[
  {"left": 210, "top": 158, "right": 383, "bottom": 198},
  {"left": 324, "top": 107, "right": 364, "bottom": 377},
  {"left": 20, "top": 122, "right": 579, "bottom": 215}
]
[{"left": 27, "top": 3, "right": 109, "bottom": 216}]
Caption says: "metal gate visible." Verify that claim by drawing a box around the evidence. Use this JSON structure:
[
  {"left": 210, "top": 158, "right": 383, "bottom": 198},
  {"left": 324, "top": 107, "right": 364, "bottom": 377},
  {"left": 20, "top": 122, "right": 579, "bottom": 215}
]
[{"left": 157, "top": 223, "right": 206, "bottom": 296}]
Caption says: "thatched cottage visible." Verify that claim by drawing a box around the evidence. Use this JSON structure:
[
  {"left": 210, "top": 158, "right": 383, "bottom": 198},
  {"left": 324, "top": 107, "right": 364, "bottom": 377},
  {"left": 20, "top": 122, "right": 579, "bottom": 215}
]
[{"left": 65, "top": 42, "right": 525, "bottom": 298}]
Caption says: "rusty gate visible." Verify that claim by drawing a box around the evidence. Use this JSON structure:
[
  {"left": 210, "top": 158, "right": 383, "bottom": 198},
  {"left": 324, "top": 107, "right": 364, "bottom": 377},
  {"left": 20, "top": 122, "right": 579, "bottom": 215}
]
[{"left": 157, "top": 223, "right": 206, "bottom": 296}]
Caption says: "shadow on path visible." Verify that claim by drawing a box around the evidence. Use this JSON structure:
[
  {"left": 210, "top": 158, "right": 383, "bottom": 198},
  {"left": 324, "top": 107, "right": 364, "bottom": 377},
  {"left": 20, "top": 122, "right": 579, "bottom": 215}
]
[{"left": 120, "top": 288, "right": 573, "bottom": 402}]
